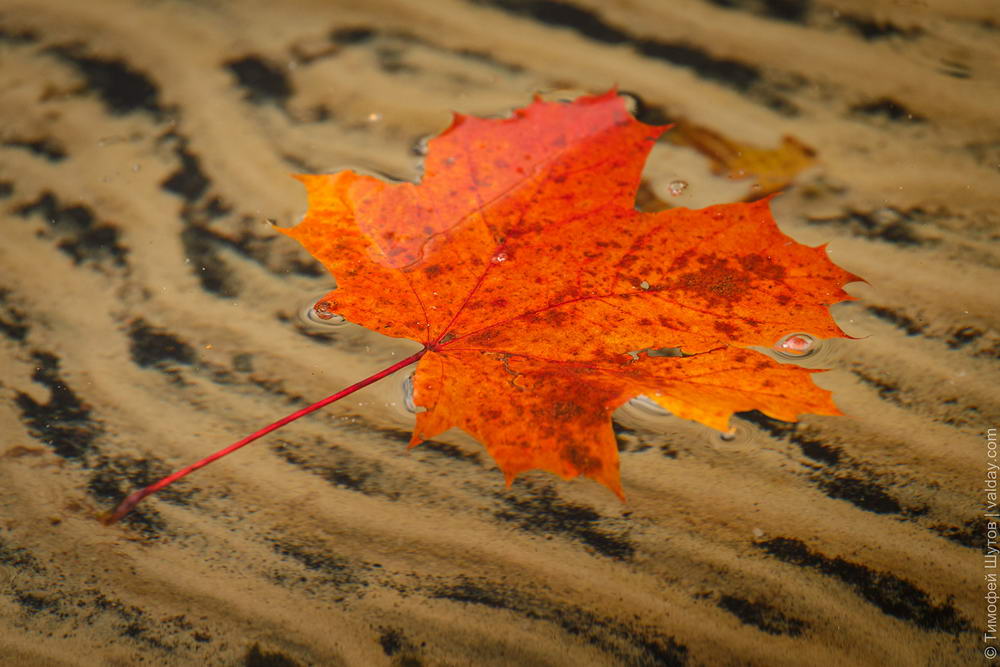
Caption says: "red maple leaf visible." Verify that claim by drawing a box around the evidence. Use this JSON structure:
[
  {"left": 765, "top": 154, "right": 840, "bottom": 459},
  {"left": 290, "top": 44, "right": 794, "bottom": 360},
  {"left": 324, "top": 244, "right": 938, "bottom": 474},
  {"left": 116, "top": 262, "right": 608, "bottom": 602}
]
[{"left": 105, "top": 90, "right": 857, "bottom": 523}]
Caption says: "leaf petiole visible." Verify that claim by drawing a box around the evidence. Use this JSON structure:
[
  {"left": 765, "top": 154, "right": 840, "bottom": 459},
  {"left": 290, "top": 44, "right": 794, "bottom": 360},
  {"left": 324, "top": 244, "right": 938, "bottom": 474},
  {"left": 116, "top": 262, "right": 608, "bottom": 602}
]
[{"left": 101, "top": 347, "right": 428, "bottom": 525}]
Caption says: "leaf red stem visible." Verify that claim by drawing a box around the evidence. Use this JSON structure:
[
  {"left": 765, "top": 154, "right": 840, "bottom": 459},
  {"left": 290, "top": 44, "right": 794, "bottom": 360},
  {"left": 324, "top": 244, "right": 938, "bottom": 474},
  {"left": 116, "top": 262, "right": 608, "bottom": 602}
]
[{"left": 101, "top": 347, "right": 428, "bottom": 525}]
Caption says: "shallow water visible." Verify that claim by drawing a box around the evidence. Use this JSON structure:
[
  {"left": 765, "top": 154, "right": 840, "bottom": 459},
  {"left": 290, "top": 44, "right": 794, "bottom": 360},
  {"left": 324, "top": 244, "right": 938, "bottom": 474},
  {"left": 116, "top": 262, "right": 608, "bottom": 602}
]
[{"left": 0, "top": 1, "right": 997, "bottom": 665}]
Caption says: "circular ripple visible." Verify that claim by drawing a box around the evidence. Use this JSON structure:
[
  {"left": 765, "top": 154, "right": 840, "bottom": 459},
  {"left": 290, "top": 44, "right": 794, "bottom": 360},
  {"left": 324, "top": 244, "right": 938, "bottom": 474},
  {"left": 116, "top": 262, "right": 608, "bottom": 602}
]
[
  {"left": 706, "top": 420, "right": 760, "bottom": 449},
  {"left": 297, "top": 292, "right": 347, "bottom": 328}
]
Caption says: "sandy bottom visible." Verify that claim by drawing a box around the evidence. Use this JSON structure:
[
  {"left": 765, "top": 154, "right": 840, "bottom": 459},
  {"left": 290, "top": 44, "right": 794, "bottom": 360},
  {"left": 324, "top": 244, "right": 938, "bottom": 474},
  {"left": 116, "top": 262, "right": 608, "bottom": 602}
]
[{"left": 0, "top": 0, "right": 997, "bottom": 664}]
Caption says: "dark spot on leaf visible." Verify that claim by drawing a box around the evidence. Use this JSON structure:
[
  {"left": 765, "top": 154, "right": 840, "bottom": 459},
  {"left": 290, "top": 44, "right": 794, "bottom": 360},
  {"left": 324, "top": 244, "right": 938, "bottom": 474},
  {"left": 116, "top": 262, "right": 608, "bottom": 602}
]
[
  {"left": 738, "top": 253, "right": 786, "bottom": 281},
  {"left": 541, "top": 309, "right": 570, "bottom": 325},
  {"left": 676, "top": 257, "right": 750, "bottom": 302},
  {"left": 562, "top": 442, "right": 602, "bottom": 476},
  {"left": 713, "top": 320, "right": 738, "bottom": 335}
]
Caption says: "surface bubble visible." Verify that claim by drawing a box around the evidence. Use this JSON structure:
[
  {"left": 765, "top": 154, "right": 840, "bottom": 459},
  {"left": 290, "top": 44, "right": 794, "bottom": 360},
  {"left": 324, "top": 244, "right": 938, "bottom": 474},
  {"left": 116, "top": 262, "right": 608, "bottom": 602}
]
[
  {"left": 628, "top": 395, "right": 671, "bottom": 417},
  {"left": 707, "top": 420, "right": 758, "bottom": 448},
  {"left": 773, "top": 332, "right": 818, "bottom": 360},
  {"left": 298, "top": 293, "right": 347, "bottom": 327},
  {"left": 617, "top": 90, "right": 642, "bottom": 115},
  {"left": 667, "top": 180, "right": 688, "bottom": 196},
  {"left": 312, "top": 300, "right": 336, "bottom": 320},
  {"left": 402, "top": 373, "right": 418, "bottom": 413},
  {"left": 411, "top": 134, "right": 432, "bottom": 157}
]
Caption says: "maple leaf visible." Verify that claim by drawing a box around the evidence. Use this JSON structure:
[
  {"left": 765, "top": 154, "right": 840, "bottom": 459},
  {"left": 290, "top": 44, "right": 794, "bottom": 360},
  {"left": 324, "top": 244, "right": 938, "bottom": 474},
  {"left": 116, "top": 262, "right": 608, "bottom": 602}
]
[
  {"left": 102, "top": 91, "right": 859, "bottom": 525},
  {"left": 280, "top": 90, "right": 858, "bottom": 499}
]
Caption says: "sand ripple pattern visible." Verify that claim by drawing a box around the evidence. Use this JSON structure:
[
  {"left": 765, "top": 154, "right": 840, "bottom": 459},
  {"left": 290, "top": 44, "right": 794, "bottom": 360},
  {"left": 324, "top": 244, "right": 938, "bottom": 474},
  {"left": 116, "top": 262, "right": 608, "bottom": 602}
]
[{"left": 0, "top": 1, "right": 996, "bottom": 664}]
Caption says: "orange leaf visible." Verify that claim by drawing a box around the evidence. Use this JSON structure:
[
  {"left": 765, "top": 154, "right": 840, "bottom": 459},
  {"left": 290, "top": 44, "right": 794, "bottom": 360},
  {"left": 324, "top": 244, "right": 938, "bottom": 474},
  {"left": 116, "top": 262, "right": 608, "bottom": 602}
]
[
  {"left": 282, "top": 90, "right": 858, "bottom": 498},
  {"left": 668, "top": 120, "right": 818, "bottom": 196}
]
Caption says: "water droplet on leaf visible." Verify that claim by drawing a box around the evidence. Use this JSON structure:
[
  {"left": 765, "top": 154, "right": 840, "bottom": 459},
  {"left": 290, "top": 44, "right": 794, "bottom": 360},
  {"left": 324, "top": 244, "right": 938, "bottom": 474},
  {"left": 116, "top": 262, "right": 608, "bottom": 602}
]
[
  {"left": 491, "top": 252, "right": 508, "bottom": 264},
  {"left": 667, "top": 180, "right": 687, "bottom": 196}
]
